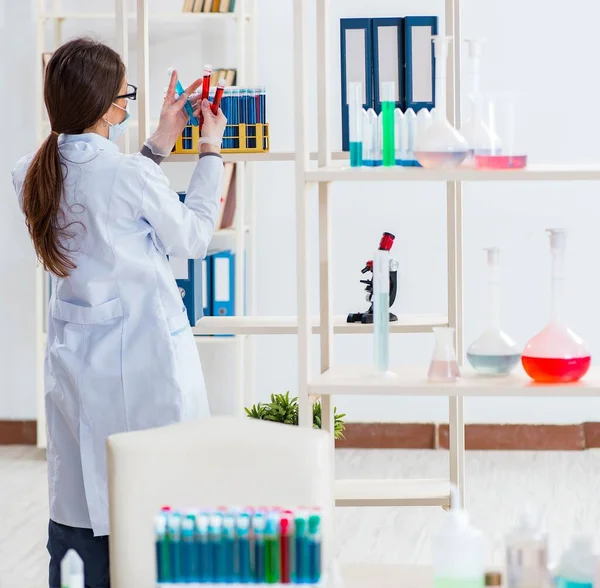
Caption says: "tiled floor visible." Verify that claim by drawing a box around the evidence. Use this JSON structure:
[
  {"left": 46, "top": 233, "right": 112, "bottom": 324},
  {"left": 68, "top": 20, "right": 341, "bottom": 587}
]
[{"left": 2, "top": 446, "right": 600, "bottom": 587}]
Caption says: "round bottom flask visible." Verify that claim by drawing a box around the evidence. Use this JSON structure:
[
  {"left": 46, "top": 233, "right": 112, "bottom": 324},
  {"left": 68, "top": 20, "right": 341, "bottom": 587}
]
[
  {"left": 522, "top": 323, "right": 591, "bottom": 383},
  {"left": 467, "top": 328, "right": 521, "bottom": 376}
]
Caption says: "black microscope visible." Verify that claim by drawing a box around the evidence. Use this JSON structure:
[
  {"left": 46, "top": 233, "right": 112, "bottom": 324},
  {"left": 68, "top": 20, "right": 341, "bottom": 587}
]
[{"left": 347, "top": 231, "right": 399, "bottom": 324}]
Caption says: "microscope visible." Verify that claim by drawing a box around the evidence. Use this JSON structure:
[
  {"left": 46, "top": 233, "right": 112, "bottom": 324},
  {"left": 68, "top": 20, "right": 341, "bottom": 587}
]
[{"left": 347, "top": 232, "right": 399, "bottom": 324}]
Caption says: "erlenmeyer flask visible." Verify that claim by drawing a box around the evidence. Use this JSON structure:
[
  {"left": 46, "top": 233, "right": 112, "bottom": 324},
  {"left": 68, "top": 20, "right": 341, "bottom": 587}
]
[
  {"left": 428, "top": 327, "right": 460, "bottom": 382},
  {"left": 522, "top": 229, "right": 591, "bottom": 383},
  {"left": 414, "top": 36, "right": 469, "bottom": 168},
  {"left": 467, "top": 247, "right": 520, "bottom": 375}
]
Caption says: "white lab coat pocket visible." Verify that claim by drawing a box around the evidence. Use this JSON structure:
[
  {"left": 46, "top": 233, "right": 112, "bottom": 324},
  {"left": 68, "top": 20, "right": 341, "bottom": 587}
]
[{"left": 167, "top": 310, "right": 209, "bottom": 420}]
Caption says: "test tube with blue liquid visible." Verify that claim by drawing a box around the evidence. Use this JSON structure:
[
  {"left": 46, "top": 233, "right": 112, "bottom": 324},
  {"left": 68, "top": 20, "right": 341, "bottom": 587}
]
[
  {"left": 236, "top": 512, "right": 252, "bottom": 583},
  {"left": 294, "top": 510, "right": 308, "bottom": 583},
  {"left": 181, "top": 513, "right": 197, "bottom": 582},
  {"left": 373, "top": 249, "right": 390, "bottom": 374},
  {"left": 222, "top": 512, "right": 236, "bottom": 582},
  {"left": 209, "top": 512, "right": 225, "bottom": 582},
  {"left": 307, "top": 512, "right": 322, "bottom": 584},
  {"left": 167, "top": 512, "right": 182, "bottom": 583},
  {"left": 167, "top": 67, "right": 198, "bottom": 126},
  {"left": 253, "top": 511, "right": 266, "bottom": 583},
  {"left": 195, "top": 512, "right": 210, "bottom": 583}
]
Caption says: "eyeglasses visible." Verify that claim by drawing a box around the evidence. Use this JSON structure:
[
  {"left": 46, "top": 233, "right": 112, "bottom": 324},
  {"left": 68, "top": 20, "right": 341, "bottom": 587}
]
[{"left": 115, "top": 83, "right": 137, "bottom": 101}]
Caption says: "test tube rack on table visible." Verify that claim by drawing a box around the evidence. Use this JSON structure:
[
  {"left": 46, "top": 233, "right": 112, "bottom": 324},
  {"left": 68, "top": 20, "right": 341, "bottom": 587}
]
[{"left": 172, "top": 122, "right": 270, "bottom": 155}]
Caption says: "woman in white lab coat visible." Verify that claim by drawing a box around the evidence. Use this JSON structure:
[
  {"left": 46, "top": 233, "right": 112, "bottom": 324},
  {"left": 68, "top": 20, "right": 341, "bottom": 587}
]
[{"left": 12, "top": 38, "right": 226, "bottom": 587}]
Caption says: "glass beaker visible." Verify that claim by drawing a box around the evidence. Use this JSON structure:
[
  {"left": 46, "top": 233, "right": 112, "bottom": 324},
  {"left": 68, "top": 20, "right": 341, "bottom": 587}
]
[
  {"left": 460, "top": 39, "right": 496, "bottom": 161},
  {"left": 428, "top": 327, "right": 460, "bottom": 382},
  {"left": 414, "top": 36, "right": 469, "bottom": 169},
  {"left": 467, "top": 247, "right": 521, "bottom": 375},
  {"left": 474, "top": 98, "right": 527, "bottom": 169},
  {"left": 348, "top": 82, "right": 363, "bottom": 167},
  {"left": 522, "top": 229, "right": 591, "bottom": 383}
]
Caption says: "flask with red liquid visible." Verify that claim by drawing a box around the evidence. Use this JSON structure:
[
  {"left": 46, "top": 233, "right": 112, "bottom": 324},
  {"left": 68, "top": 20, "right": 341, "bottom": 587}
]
[{"left": 522, "top": 229, "right": 591, "bottom": 383}]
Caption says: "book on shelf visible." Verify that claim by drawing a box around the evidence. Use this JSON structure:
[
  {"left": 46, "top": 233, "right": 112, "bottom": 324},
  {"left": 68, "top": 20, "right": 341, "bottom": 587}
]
[
  {"left": 217, "top": 163, "right": 236, "bottom": 230},
  {"left": 189, "top": 0, "right": 235, "bottom": 12},
  {"left": 211, "top": 68, "right": 237, "bottom": 86}
]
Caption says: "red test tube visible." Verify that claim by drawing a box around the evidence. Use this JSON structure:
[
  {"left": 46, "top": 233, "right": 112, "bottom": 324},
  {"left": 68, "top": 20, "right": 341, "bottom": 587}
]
[
  {"left": 211, "top": 77, "right": 226, "bottom": 115},
  {"left": 201, "top": 64, "right": 212, "bottom": 101},
  {"left": 280, "top": 511, "right": 294, "bottom": 583}
]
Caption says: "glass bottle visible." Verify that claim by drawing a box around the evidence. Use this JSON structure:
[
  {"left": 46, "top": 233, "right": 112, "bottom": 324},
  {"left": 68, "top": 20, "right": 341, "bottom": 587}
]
[
  {"left": 506, "top": 509, "right": 549, "bottom": 588},
  {"left": 467, "top": 247, "right": 520, "bottom": 375},
  {"left": 522, "top": 229, "right": 591, "bottom": 383},
  {"left": 428, "top": 327, "right": 460, "bottom": 382},
  {"left": 414, "top": 36, "right": 469, "bottom": 168}
]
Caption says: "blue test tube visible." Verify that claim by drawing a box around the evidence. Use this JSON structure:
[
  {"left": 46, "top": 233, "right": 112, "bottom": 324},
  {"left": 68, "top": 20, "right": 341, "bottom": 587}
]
[
  {"left": 181, "top": 513, "right": 196, "bottom": 583},
  {"left": 259, "top": 86, "right": 267, "bottom": 149},
  {"left": 246, "top": 88, "right": 257, "bottom": 149},
  {"left": 222, "top": 511, "right": 236, "bottom": 582},
  {"left": 294, "top": 510, "right": 308, "bottom": 583},
  {"left": 231, "top": 87, "right": 240, "bottom": 150},
  {"left": 252, "top": 512, "right": 266, "bottom": 583},
  {"left": 155, "top": 513, "right": 170, "bottom": 584},
  {"left": 308, "top": 511, "right": 322, "bottom": 584},
  {"left": 168, "top": 68, "right": 199, "bottom": 126},
  {"left": 167, "top": 512, "right": 182, "bottom": 583},
  {"left": 236, "top": 512, "right": 252, "bottom": 583},
  {"left": 195, "top": 512, "right": 210, "bottom": 583},
  {"left": 209, "top": 512, "right": 225, "bottom": 582}
]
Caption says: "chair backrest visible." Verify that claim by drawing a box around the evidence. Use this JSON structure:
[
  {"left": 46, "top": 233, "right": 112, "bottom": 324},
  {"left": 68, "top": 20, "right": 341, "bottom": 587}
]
[{"left": 107, "top": 416, "right": 334, "bottom": 588}]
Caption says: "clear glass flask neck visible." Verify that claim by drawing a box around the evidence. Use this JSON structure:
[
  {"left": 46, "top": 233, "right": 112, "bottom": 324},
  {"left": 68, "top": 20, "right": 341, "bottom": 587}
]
[
  {"left": 551, "top": 251, "right": 565, "bottom": 324},
  {"left": 433, "top": 37, "right": 450, "bottom": 119}
]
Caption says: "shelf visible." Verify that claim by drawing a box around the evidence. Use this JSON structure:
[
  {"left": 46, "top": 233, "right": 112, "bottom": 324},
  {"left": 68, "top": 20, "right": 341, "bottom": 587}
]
[
  {"left": 207, "top": 227, "right": 249, "bottom": 255},
  {"left": 167, "top": 151, "right": 350, "bottom": 164},
  {"left": 309, "top": 365, "right": 600, "bottom": 397},
  {"left": 305, "top": 164, "right": 600, "bottom": 183},
  {"left": 192, "top": 314, "right": 448, "bottom": 335},
  {"left": 335, "top": 478, "right": 451, "bottom": 507},
  {"left": 39, "top": 12, "right": 247, "bottom": 21}
]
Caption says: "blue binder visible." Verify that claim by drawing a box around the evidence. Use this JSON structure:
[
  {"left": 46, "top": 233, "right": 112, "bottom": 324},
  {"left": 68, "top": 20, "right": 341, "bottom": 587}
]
[
  {"left": 404, "top": 16, "right": 438, "bottom": 112},
  {"left": 340, "top": 18, "right": 374, "bottom": 151},
  {"left": 211, "top": 250, "right": 235, "bottom": 318},
  {"left": 172, "top": 192, "right": 204, "bottom": 327},
  {"left": 202, "top": 257, "right": 212, "bottom": 316},
  {"left": 372, "top": 18, "right": 405, "bottom": 113}
]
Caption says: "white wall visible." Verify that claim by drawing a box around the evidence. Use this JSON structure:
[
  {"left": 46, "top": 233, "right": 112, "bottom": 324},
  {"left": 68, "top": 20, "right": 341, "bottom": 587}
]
[{"left": 4, "top": 0, "right": 600, "bottom": 424}]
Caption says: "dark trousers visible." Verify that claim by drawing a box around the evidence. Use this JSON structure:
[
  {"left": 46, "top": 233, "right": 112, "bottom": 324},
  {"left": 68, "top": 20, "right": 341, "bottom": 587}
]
[{"left": 47, "top": 520, "right": 110, "bottom": 588}]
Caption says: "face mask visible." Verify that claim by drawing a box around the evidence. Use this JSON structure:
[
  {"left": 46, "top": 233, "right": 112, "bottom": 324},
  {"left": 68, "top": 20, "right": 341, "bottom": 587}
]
[{"left": 105, "top": 102, "right": 130, "bottom": 142}]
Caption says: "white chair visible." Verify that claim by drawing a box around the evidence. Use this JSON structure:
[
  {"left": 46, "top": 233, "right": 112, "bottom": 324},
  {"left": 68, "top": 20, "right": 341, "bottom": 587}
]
[{"left": 107, "top": 416, "right": 334, "bottom": 588}]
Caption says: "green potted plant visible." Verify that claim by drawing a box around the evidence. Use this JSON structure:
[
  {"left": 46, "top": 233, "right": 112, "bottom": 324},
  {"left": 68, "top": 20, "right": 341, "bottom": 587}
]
[{"left": 245, "top": 392, "right": 346, "bottom": 440}]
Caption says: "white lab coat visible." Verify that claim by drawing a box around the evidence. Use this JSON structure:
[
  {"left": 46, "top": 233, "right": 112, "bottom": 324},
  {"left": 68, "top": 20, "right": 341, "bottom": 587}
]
[{"left": 12, "top": 133, "right": 223, "bottom": 536}]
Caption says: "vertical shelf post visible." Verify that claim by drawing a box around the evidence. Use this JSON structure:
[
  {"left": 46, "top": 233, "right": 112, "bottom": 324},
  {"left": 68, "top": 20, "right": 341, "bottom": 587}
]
[
  {"left": 445, "top": 0, "right": 466, "bottom": 506},
  {"left": 115, "top": 0, "right": 130, "bottom": 153},
  {"left": 316, "top": 0, "right": 334, "bottom": 436},
  {"left": 137, "top": 0, "right": 150, "bottom": 148},
  {"left": 293, "top": 0, "right": 312, "bottom": 429}
]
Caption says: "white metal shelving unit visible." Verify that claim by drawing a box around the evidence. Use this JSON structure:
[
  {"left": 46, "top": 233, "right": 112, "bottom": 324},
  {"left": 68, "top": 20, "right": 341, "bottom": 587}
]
[{"left": 291, "top": 0, "right": 600, "bottom": 509}]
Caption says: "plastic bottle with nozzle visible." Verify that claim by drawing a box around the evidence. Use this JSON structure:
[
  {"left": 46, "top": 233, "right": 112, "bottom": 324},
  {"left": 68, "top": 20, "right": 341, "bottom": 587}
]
[
  {"left": 414, "top": 36, "right": 468, "bottom": 168},
  {"left": 61, "top": 549, "right": 84, "bottom": 588},
  {"left": 432, "top": 485, "right": 485, "bottom": 588},
  {"left": 467, "top": 247, "right": 520, "bottom": 375}
]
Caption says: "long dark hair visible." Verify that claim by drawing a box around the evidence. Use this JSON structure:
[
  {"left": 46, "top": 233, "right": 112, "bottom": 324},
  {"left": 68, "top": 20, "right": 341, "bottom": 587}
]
[{"left": 22, "top": 38, "right": 125, "bottom": 278}]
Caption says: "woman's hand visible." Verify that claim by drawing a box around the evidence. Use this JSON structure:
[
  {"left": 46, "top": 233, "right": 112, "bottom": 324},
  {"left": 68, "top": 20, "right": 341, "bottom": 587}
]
[
  {"left": 143, "top": 70, "right": 202, "bottom": 157},
  {"left": 197, "top": 99, "right": 227, "bottom": 154}
]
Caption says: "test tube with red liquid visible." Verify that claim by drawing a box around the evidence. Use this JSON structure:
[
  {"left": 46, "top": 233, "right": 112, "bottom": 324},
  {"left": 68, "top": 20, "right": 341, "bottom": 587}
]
[
  {"left": 201, "top": 64, "right": 212, "bottom": 101},
  {"left": 211, "top": 78, "right": 226, "bottom": 115}
]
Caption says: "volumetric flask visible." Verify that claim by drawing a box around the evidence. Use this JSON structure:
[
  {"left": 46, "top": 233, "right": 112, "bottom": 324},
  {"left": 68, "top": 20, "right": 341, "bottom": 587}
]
[
  {"left": 414, "top": 36, "right": 469, "bottom": 168},
  {"left": 474, "top": 98, "right": 527, "bottom": 169}
]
